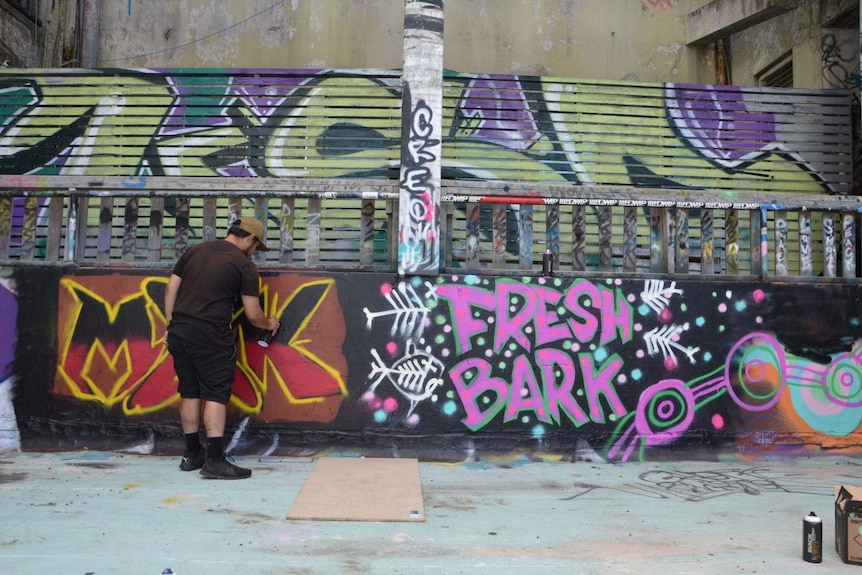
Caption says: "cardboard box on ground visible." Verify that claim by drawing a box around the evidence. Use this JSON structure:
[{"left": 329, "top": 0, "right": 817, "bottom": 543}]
[{"left": 835, "top": 485, "right": 862, "bottom": 565}]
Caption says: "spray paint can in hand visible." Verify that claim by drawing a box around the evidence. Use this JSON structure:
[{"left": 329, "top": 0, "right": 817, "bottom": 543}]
[
  {"left": 258, "top": 331, "right": 272, "bottom": 347},
  {"left": 803, "top": 511, "right": 822, "bottom": 563},
  {"left": 258, "top": 326, "right": 275, "bottom": 348}
]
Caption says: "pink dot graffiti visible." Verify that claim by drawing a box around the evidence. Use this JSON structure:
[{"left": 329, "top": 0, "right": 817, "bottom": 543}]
[
  {"left": 607, "top": 332, "right": 862, "bottom": 462},
  {"left": 723, "top": 333, "right": 785, "bottom": 412}
]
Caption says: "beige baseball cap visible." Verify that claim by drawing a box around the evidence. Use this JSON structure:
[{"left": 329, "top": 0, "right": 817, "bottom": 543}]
[{"left": 232, "top": 217, "right": 269, "bottom": 251}]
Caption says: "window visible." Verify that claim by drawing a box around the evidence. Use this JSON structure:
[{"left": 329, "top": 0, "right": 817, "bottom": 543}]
[
  {"left": 7, "top": 0, "right": 37, "bottom": 19},
  {"left": 756, "top": 52, "right": 793, "bottom": 88}
]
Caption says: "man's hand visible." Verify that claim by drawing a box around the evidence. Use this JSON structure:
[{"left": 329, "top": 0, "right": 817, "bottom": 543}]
[{"left": 267, "top": 317, "right": 280, "bottom": 336}]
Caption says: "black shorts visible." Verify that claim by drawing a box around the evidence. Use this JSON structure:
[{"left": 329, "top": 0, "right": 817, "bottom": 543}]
[{"left": 166, "top": 332, "right": 237, "bottom": 404}]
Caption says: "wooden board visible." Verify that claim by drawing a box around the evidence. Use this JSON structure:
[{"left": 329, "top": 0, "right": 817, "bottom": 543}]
[{"left": 287, "top": 458, "right": 425, "bottom": 522}]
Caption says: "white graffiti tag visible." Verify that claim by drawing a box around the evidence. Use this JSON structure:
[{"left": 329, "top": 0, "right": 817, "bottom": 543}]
[
  {"left": 644, "top": 322, "right": 700, "bottom": 366},
  {"left": 363, "top": 281, "right": 438, "bottom": 338},
  {"left": 641, "top": 279, "right": 683, "bottom": 315},
  {"left": 368, "top": 341, "right": 444, "bottom": 417}
]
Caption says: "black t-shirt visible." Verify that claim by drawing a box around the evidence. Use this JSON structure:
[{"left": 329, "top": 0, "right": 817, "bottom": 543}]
[{"left": 168, "top": 240, "right": 261, "bottom": 349}]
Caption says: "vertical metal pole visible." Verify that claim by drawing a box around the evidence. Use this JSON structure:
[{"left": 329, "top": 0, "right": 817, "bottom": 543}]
[
  {"left": 80, "top": 0, "right": 101, "bottom": 67},
  {"left": 65, "top": 189, "right": 78, "bottom": 262},
  {"left": 398, "top": 0, "right": 444, "bottom": 276}
]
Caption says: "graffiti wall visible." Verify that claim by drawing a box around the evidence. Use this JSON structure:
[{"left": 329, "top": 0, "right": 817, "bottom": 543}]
[
  {"left": 6, "top": 266, "right": 862, "bottom": 461},
  {"left": 0, "top": 68, "right": 851, "bottom": 195},
  {"left": 0, "top": 271, "right": 19, "bottom": 451},
  {"left": 0, "top": 68, "right": 858, "bottom": 459}
]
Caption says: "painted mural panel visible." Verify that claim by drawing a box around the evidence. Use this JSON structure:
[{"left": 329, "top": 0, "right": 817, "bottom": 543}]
[
  {"left": 0, "top": 272, "right": 19, "bottom": 451},
  {"left": 9, "top": 267, "right": 862, "bottom": 461},
  {"left": 0, "top": 69, "right": 850, "bottom": 194},
  {"left": 52, "top": 272, "right": 347, "bottom": 421}
]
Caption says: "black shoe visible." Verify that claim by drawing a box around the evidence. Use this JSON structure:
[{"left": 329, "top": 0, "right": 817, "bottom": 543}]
[
  {"left": 199, "top": 454, "right": 252, "bottom": 480},
  {"left": 179, "top": 449, "right": 205, "bottom": 471}
]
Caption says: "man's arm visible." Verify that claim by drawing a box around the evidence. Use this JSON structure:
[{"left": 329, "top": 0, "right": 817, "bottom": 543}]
[
  {"left": 241, "top": 294, "right": 280, "bottom": 335},
  {"left": 164, "top": 274, "right": 182, "bottom": 325}
]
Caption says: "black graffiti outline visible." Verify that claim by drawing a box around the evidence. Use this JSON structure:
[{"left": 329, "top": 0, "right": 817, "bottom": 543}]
[{"left": 562, "top": 466, "right": 835, "bottom": 502}]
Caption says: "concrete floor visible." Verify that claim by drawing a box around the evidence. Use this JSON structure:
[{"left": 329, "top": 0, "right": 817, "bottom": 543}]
[{"left": 1, "top": 451, "right": 861, "bottom": 575}]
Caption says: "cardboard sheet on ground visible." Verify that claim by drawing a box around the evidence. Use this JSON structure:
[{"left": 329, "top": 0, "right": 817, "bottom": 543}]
[{"left": 287, "top": 457, "right": 425, "bottom": 522}]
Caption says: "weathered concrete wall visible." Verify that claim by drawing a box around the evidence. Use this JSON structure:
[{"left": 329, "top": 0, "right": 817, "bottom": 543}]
[
  {"left": 4, "top": 1, "right": 855, "bottom": 88},
  {"left": 92, "top": 0, "right": 719, "bottom": 82},
  {"left": 0, "top": 0, "right": 39, "bottom": 67},
  {"left": 691, "top": 0, "right": 859, "bottom": 88},
  {"left": 723, "top": 2, "right": 825, "bottom": 86},
  {"left": 442, "top": 0, "right": 710, "bottom": 81},
  {"left": 97, "top": 0, "right": 407, "bottom": 70},
  {"left": 0, "top": 0, "right": 80, "bottom": 67}
]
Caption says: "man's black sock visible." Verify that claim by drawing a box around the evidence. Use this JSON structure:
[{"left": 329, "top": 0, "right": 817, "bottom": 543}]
[
  {"left": 206, "top": 436, "right": 224, "bottom": 460},
  {"left": 184, "top": 432, "right": 202, "bottom": 453}
]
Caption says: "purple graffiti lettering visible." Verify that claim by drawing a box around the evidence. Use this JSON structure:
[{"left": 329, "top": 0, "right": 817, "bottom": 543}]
[
  {"left": 455, "top": 75, "right": 541, "bottom": 151},
  {"left": 666, "top": 84, "right": 777, "bottom": 169},
  {"left": 159, "top": 78, "right": 232, "bottom": 136},
  {"left": 504, "top": 354, "right": 550, "bottom": 423},
  {"left": 437, "top": 284, "right": 494, "bottom": 354},
  {"left": 439, "top": 279, "right": 633, "bottom": 357},
  {"left": 580, "top": 353, "right": 626, "bottom": 423},
  {"left": 534, "top": 286, "right": 574, "bottom": 347},
  {"left": 598, "top": 286, "right": 633, "bottom": 346},
  {"left": 563, "top": 280, "right": 601, "bottom": 342},
  {"left": 537, "top": 348, "right": 590, "bottom": 427},
  {"left": 494, "top": 281, "right": 538, "bottom": 354},
  {"left": 450, "top": 358, "right": 509, "bottom": 431},
  {"left": 230, "top": 73, "right": 317, "bottom": 124},
  {"left": 450, "top": 349, "right": 625, "bottom": 431},
  {"left": 158, "top": 72, "right": 319, "bottom": 136}
]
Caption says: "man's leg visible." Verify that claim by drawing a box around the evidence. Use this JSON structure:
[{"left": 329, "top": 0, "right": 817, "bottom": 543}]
[
  {"left": 202, "top": 400, "right": 227, "bottom": 461},
  {"left": 180, "top": 397, "right": 202, "bottom": 434},
  {"left": 202, "top": 400, "right": 225, "bottom": 438},
  {"left": 198, "top": 400, "right": 252, "bottom": 481},
  {"left": 168, "top": 333, "right": 206, "bottom": 472},
  {"left": 178, "top": 397, "right": 206, "bottom": 470},
  {"left": 195, "top": 346, "right": 252, "bottom": 480}
]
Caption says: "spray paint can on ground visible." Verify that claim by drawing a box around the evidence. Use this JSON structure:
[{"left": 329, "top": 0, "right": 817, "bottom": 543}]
[{"left": 803, "top": 511, "right": 822, "bottom": 563}]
